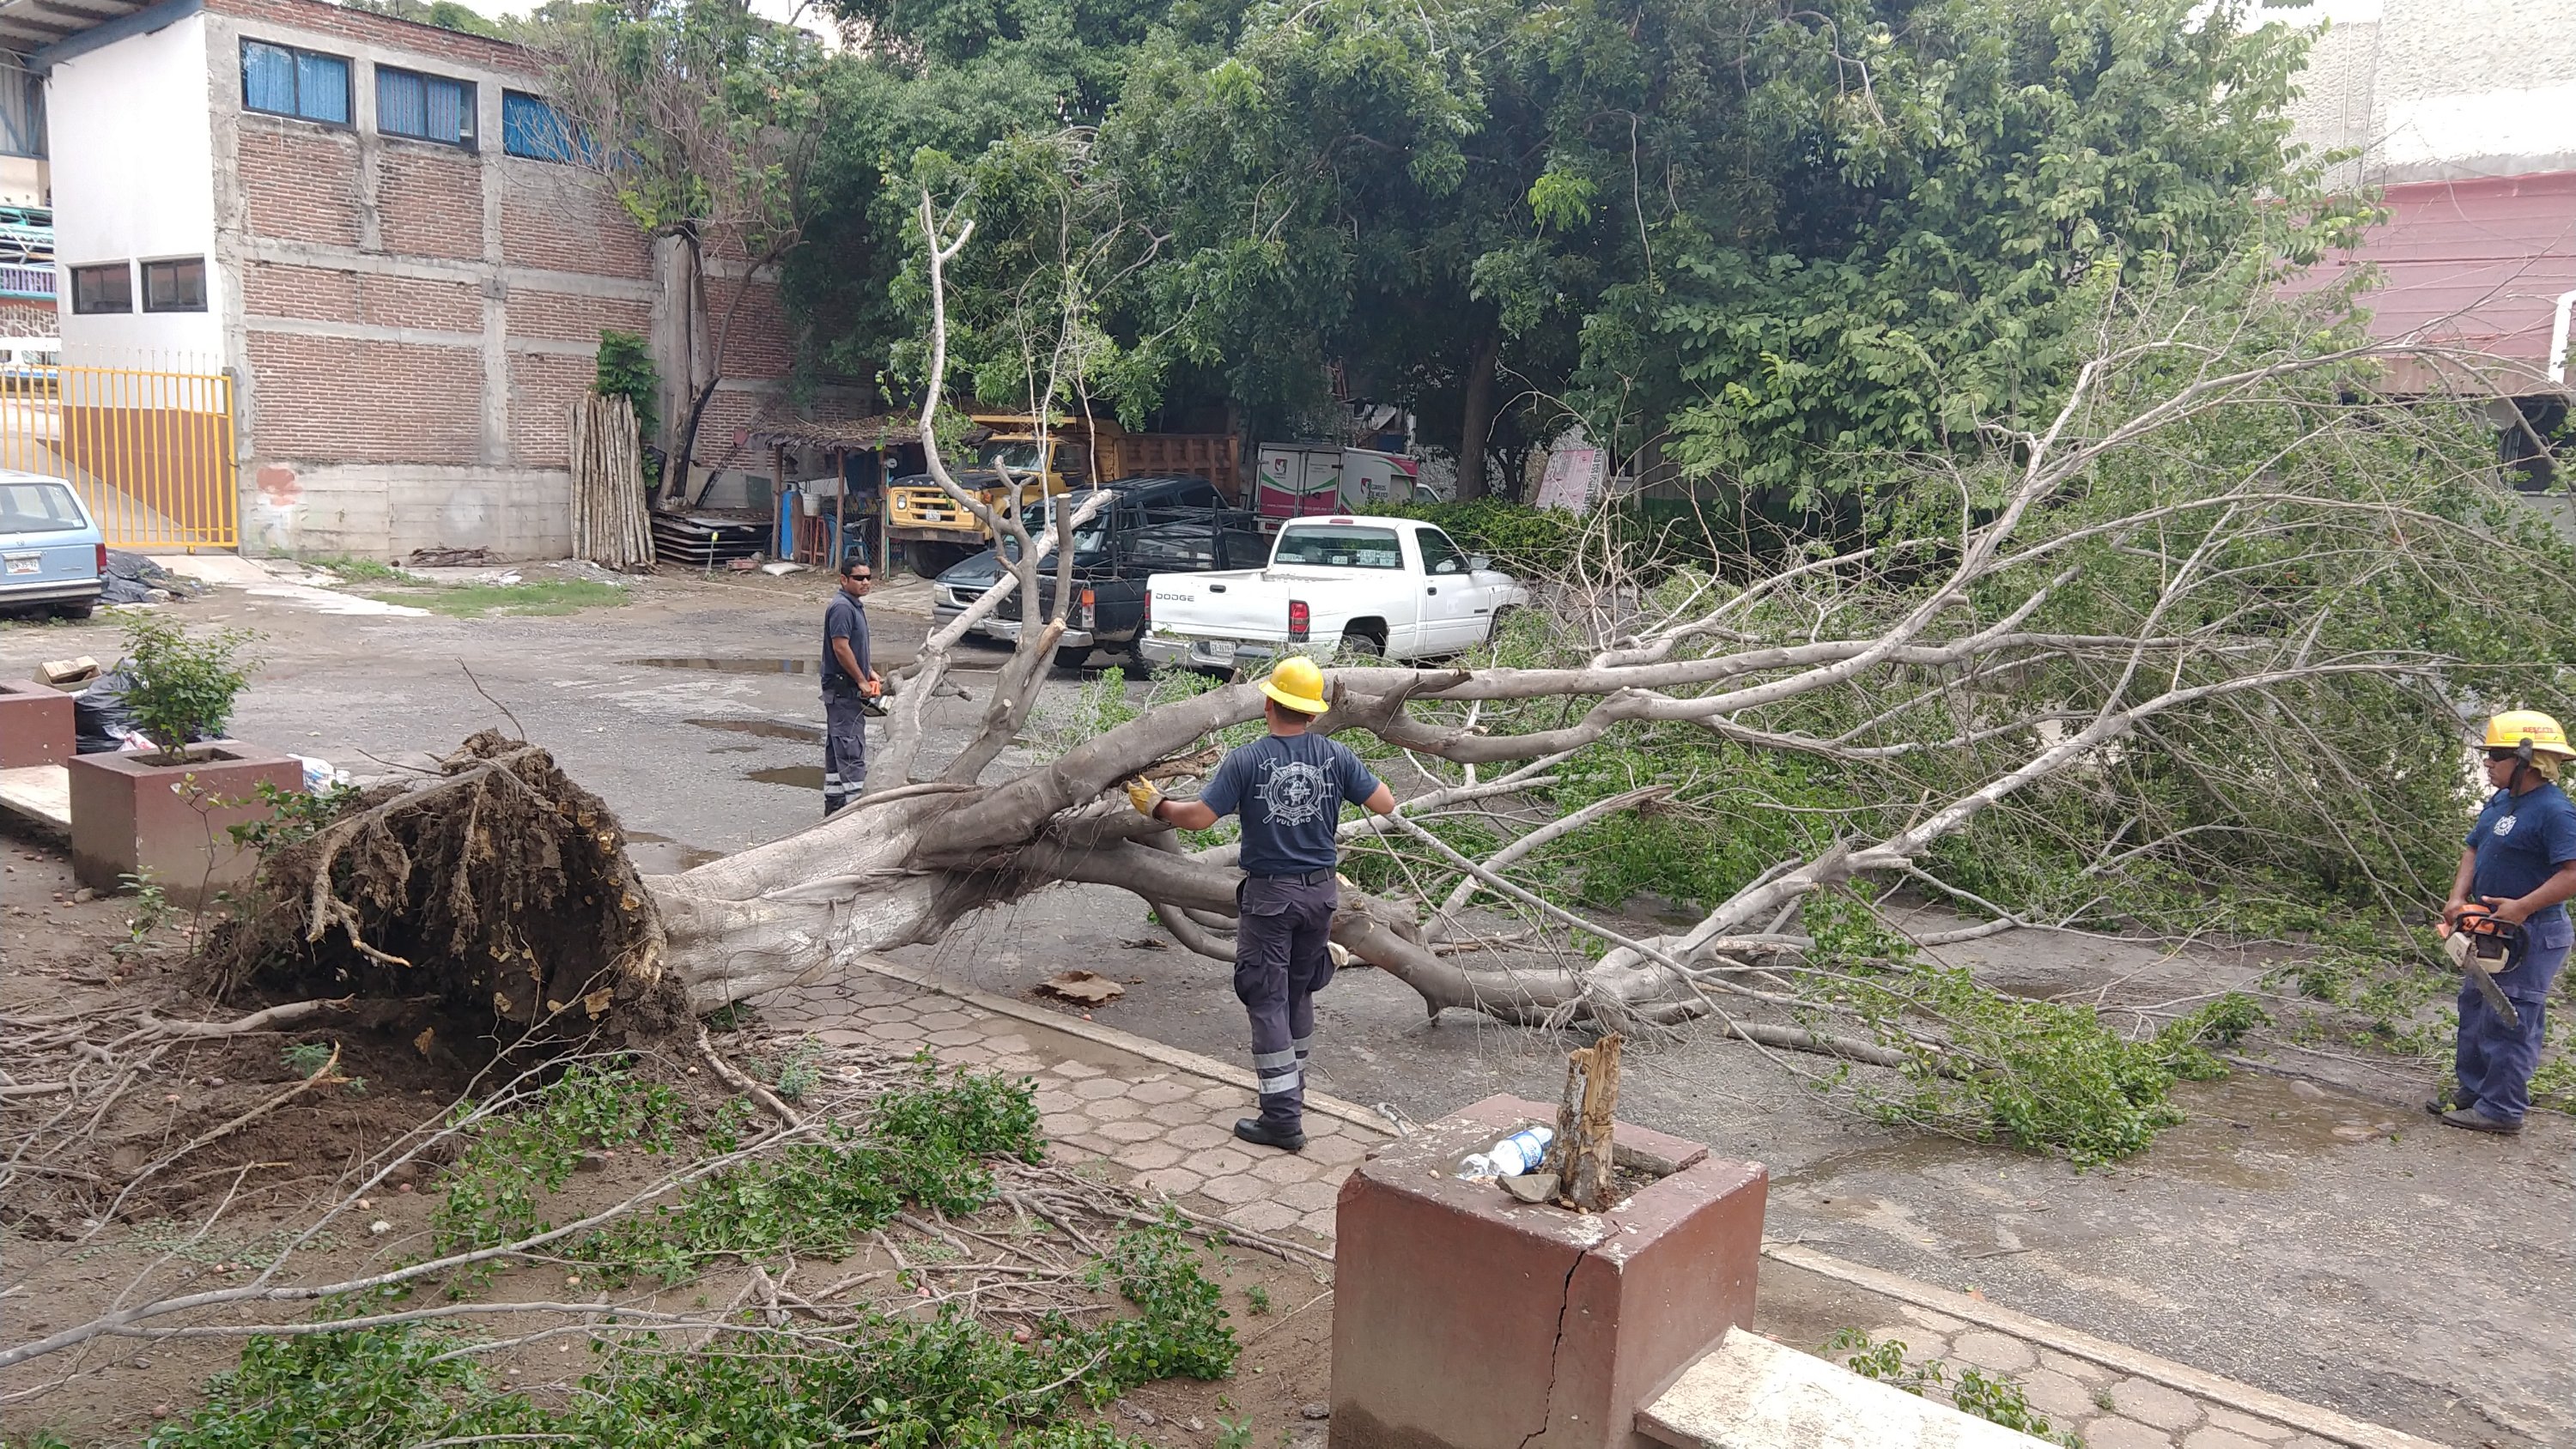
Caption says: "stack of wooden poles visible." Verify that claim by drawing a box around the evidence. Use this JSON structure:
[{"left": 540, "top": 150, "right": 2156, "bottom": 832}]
[{"left": 568, "top": 393, "right": 656, "bottom": 570}]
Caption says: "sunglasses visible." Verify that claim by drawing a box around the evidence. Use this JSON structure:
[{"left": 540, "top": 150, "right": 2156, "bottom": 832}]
[
  {"left": 2488, "top": 749, "right": 2527, "bottom": 762},
  {"left": 845, "top": 573, "right": 873, "bottom": 582}
]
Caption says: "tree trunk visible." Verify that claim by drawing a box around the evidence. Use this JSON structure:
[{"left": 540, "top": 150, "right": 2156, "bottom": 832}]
[{"left": 1455, "top": 328, "right": 1501, "bottom": 502}]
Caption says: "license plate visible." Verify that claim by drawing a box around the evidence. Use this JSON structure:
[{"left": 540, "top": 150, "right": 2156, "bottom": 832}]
[
  {"left": 1202, "top": 640, "right": 1236, "bottom": 664},
  {"left": 3, "top": 554, "right": 35, "bottom": 575}
]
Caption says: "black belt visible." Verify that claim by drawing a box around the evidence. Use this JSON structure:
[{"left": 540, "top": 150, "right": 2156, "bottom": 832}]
[{"left": 1250, "top": 869, "right": 1334, "bottom": 885}]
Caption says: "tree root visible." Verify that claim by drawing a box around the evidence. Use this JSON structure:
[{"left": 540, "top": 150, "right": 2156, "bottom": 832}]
[{"left": 209, "top": 732, "right": 689, "bottom": 1045}]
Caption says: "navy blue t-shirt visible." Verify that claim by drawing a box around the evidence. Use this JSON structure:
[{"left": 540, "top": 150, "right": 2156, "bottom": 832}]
[
  {"left": 1201, "top": 732, "right": 1382, "bottom": 877},
  {"left": 823, "top": 593, "right": 872, "bottom": 689},
  {"left": 2465, "top": 781, "right": 2576, "bottom": 924}
]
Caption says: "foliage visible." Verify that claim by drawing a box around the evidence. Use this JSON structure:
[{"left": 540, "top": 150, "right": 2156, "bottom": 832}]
[
  {"left": 111, "top": 870, "right": 169, "bottom": 961},
  {"left": 592, "top": 329, "right": 661, "bottom": 446},
  {"left": 513, "top": 1060, "right": 1046, "bottom": 1287},
  {"left": 367, "top": 579, "right": 629, "bottom": 618},
  {"left": 301, "top": 555, "right": 411, "bottom": 583},
  {"left": 117, "top": 614, "right": 256, "bottom": 758},
  {"left": 1826, "top": 1330, "right": 2081, "bottom": 1446},
  {"left": 342, "top": 0, "right": 503, "bottom": 37},
  {"left": 429, "top": 1060, "right": 683, "bottom": 1269},
  {"left": 146, "top": 1219, "right": 1230, "bottom": 1448},
  {"left": 228, "top": 779, "right": 361, "bottom": 856}
]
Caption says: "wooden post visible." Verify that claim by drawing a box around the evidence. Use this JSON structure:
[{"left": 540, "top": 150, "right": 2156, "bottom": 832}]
[{"left": 1552, "top": 1034, "right": 1623, "bottom": 1212}]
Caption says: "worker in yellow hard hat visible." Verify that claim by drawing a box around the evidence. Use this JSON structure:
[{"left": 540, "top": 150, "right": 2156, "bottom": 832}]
[
  {"left": 1125, "top": 655, "right": 1395, "bottom": 1151},
  {"left": 2433, "top": 710, "right": 2576, "bottom": 1134}
]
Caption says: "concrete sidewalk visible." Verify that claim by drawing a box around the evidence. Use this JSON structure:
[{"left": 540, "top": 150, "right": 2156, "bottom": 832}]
[{"left": 751, "top": 961, "right": 2445, "bottom": 1449}]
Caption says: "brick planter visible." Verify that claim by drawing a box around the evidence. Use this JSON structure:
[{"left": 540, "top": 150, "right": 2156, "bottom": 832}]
[
  {"left": 0, "top": 679, "right": 74, "bottom": 767},
  {"left": 68, "top": 743, "right": 303, "bottom": 905},
  {"left": 1329, "top": 1094, "right": 1768, "bottom": 1449}
]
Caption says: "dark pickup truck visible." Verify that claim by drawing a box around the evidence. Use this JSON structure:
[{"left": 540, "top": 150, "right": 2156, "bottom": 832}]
[{"left": 931, "top": 474, "right": 1268, "bottom": 670}]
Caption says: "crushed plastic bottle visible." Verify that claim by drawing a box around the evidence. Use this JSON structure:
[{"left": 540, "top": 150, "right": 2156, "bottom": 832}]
[{"left": 1456, "top": 1125, "right": 1553, "bottom": 1179}]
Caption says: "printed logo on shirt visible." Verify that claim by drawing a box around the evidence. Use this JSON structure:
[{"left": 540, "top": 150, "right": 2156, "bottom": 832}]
[
  {"left": 1255, "top": 759, "right": 1331, "bottom": 828},
  {"left": 2496, "top": 817, "right": 2518, "bottom": 837}
]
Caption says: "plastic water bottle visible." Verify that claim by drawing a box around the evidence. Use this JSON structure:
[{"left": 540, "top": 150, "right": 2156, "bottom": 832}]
[{"left": 1457, "top": 1126, "right": 1552, "bottom": 1179}]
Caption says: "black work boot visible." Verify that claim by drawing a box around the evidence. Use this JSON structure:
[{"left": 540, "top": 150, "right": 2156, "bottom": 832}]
[
  {"left": 1234, "top": 1117, "right": 1306, "bottom": 1152},
  {"left": 2425, "top": 1088, "right": 2475, "bottom": 1116},
  {"left": 2439, "top": 1106, "right": 2522, "bottom": 1136}
]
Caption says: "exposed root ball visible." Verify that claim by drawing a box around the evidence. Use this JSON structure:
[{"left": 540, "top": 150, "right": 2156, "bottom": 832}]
[{"left": 214, "top": 732, "right": 686, "bottom": 1040}]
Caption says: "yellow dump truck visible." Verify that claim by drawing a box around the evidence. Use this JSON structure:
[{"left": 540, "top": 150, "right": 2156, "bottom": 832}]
[{"left": 886, "top": 415, "right": 1240, "bottom": 575}]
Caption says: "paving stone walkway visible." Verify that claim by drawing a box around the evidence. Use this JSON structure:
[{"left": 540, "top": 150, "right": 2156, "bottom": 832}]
[{"left": 751, "top": 963, "right": 2440, "bottom": 1449}]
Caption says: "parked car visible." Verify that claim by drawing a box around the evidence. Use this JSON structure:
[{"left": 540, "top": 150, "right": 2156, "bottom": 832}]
[
  {"left": 0, "top": 471, "right": 103, "bottom": 619},
  {"left": 932, "top": 474, "right": 1266, "bottom": 669},
  {"left": 1139, "top": 515, "right": 1527, "bottom": 669}
]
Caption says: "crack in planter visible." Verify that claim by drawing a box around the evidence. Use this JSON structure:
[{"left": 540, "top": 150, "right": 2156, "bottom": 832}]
[{"left": 1516, "top": 1252, "right": 1586, "bottom": 1449}]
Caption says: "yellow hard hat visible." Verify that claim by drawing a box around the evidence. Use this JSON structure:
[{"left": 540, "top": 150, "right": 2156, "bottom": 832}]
[
  {"left": 1259, "top": 655, "right": 1329, "bottom": 715},
  {"left": 2483, "top": 710, "right": 2576, "bottom": 760}
]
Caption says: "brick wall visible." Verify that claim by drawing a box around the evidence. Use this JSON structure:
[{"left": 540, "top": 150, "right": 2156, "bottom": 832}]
[
  {"left": 508, "top": 350, "right": 594, "bottom": 468},
  {"left": 714, "top": 276, "right": 794, "bottom": 376},
  {"left": 508, "top": 288, "right": 651, "bottom": 345},
  {"left": 206, "top": 0, "right": 820, "bottom": 558},
  {"left": 243, "top": 264, "right": 481, "bottom": 331},
  {"left": 246, "top": 330, "right": 483, "bottom": 464},
  {"left": 376, "top": 146, "right": 484, "bottom": 262},
  {"left": 501, "top": 171, "right": 651, "bottom": 279},
  {"left": 238, "top": 124, "right": 363, "bottom": 248},
  {"left": 207, "top": 0, "right": 538, "bottom": 76}
]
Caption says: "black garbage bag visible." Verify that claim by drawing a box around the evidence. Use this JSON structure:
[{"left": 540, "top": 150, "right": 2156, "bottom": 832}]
[
  {"left": 98, "top": 551, "right": 199, "bottom": 604},
  {"left": 72, "top": 668, "right": 142, "bottom": 754}
]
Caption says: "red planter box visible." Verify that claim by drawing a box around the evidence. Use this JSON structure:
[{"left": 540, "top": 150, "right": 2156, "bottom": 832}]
[
  {"left": 68, "top": 743, "right": 303, "bottom": 905},
  {"left": 1330, "top": 1094, "right": 1768, "bottom": 1449},
  {"left": 0, "top": 679, "right": 74, "bottom": 768}
]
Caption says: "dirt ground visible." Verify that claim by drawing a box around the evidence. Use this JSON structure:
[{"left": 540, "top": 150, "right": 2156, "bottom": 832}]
[{"left": 3, "top": 567, "right": 2571, "bottom": 1446}]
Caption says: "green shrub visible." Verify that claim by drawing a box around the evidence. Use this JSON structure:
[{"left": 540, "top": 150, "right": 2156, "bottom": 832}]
[{"left": 118, "top": 614, "right": 257, "bottom": 759}]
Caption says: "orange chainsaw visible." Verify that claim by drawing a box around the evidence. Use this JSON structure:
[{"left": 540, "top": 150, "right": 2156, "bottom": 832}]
[{"left": 2440, "top": 900, "right": 2524, "bottom": 1029}]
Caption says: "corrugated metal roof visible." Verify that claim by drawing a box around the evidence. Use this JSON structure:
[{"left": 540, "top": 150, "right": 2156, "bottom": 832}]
[
  {"left": 741, "top": 416, "right": 933, "bottom": 451},
  {"left": 2286, "top": 170, "right": 2576, "bottom": 393}
]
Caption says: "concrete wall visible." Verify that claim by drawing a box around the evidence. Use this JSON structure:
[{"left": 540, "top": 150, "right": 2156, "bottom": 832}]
[
  {"left": 46, "top": 10, "right": 221, "bottom": 361},
  {"left": 2265, "top": 0, "right": 2576, "bottom": 186}
]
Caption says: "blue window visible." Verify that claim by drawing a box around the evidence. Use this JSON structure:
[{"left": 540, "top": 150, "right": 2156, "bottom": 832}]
[
  {"left": 242, "top": 39, "right": 350, "bottom": 125},
  {"left": 501, "top": 91, "right": 583, "bottom": 162},
  {"left": 378, "top": 66, "right": 475, "bottom": 148}
]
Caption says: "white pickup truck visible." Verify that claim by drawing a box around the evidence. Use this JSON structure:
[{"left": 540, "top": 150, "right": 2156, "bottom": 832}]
[{"left": 1138, "top": 515, "right": 1528, "bottom": 669}]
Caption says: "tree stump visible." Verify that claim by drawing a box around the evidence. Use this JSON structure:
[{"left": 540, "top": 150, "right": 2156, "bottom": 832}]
[{"left": 1552, "top": 1034, "right": 1623, "bottom": 1211}]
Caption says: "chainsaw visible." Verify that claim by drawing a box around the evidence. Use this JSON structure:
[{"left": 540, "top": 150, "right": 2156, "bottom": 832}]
[{"left": 2441, "top": 900, "right": 2524, "bottom": 1029}]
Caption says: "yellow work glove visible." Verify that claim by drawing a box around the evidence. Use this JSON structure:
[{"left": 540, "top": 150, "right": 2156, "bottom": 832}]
[{"left": 1125, "top": 778, "right": 1164, "bottom": 818}]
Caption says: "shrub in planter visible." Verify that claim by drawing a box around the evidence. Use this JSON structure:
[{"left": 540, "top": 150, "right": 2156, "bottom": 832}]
[
  {"left": 118, "top": 613, "right": 257, "bottom": 761},
  {"left": 68, "top": 616, "right": 294, "bottom": 903}
]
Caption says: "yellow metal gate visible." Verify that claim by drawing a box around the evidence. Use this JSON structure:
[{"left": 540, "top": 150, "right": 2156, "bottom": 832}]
[{"left": 0, "top": 366, "right": 239, "bottom": 549}]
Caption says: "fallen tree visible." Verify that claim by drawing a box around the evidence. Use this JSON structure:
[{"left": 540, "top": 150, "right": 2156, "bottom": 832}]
[{"left": 216, "top": 216, "right": 2572, "bottom": 1155}]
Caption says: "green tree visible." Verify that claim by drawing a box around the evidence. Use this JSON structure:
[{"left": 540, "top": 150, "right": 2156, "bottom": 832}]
[{"left": 529, "top": 0, "right": 838, "bottom": 501}]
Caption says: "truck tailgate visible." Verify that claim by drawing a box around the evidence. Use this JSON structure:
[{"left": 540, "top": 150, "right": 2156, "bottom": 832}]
[{"left": 1144, "top": 568, "right": 1291, "bottom": 640}]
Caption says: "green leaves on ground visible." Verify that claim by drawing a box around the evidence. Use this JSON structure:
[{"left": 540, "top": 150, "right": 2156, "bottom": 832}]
[{"left": 149, "top": 1056, "right": 1230, "bottom": 1446}]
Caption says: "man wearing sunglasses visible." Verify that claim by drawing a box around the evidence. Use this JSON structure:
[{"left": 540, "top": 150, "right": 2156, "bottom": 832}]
[
  {"left": 821, "top": 556, "right": 882, "bottom": 816},
  {"left": 2435, "top": 710, "right": 2576, "bottom": 1134}
]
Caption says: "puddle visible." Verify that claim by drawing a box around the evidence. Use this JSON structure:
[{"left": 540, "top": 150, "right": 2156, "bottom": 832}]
[
  {"left": 626, "top": 831, "right": 726, "bottom": 872},
  {"left": 686, "top": 716, "right": 824, "bottom": 743},
  {"left": 1620, "top": 891, "right": 1708, "bottom": 930},
  {"left": 746, "top": 765, "right": 826, "bottom": 790},
  {"left": 626, "top": 657, "right": 817, "bottom": 675}
]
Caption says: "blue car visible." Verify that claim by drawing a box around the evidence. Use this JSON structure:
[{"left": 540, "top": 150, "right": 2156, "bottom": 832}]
[{"left": 0, "top": 470, "right": 104, "bottom": 619}]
